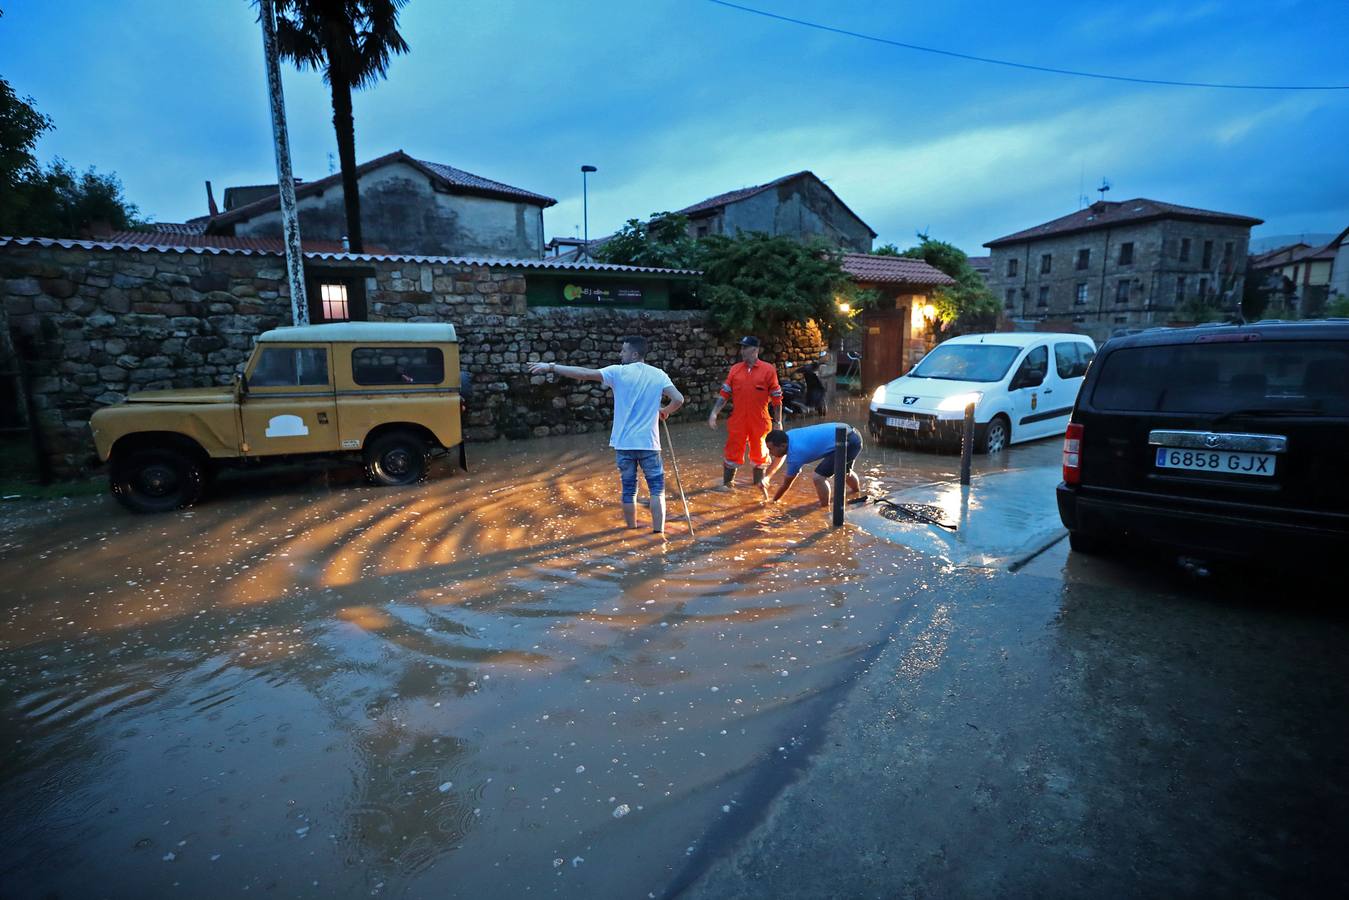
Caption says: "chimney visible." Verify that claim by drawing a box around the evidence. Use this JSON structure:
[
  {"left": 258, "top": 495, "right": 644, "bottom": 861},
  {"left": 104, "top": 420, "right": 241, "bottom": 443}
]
[{"left": 206, "top": 181, "right": 219, "bottom": 216}]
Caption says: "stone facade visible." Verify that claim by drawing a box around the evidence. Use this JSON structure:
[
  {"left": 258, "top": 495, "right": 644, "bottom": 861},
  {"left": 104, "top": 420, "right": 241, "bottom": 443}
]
[
  {"left": 683, "top": 172, "right": 875, "bottom": 253},
  {"left": 0, "top": 241, "right": 826, "bottom": 476},
  {"left": 987, "top": 212, "right": 1253, "bottom": 341}
]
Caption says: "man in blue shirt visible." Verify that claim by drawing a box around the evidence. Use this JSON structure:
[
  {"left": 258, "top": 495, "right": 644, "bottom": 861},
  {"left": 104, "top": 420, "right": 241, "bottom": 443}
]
[{"left": 764, "top": 423, "right": 863, "bottom": 507}]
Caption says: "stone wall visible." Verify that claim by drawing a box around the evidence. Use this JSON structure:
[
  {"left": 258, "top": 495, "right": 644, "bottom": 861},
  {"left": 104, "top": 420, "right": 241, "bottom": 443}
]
[{"left": 0, "top": 241, "right": 827, "bottom": 476}]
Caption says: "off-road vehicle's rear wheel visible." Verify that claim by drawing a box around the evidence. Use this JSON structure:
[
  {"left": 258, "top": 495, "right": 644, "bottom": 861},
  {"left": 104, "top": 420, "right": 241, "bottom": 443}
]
[
  {"left": 110, "top": 446, "right": 205, "bottom": 513},
  {"left": 363, "top": 431, "right": 429, "bottom": 486}
]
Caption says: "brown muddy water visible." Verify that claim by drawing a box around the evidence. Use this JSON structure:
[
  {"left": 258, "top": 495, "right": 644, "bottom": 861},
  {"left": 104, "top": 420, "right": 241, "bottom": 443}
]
[{"left": 0, "top": 410, "right": 1034, "bottom": 898}]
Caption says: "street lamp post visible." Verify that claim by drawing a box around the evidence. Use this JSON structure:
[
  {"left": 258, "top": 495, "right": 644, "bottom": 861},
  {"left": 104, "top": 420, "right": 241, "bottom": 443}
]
[
  {"left": 581, "top": 165, "right": 597, "bottom": 261},
  {"left": 258, "top": 0, "right": 308, "bottom": 326}
]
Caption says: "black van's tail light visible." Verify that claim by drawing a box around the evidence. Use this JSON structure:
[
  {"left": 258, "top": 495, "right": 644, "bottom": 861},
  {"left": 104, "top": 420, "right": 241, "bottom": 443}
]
[{"left": 1063, "top": 423, "right": 1084, "bottom": 485}]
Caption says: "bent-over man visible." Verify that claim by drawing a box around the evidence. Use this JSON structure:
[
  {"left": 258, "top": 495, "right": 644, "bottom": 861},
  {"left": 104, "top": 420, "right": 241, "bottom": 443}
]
[
  {"left": 528, "top": 336, "right": 684, "bottom": 533},
  {"left": 764, "top": 423, "right": 864, "bottom": 508}
]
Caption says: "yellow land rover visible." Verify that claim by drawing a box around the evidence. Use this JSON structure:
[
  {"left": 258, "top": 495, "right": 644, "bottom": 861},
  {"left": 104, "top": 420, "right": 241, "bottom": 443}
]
[{"left": 90, "top": 322, "right": 465, "bottom": 512}]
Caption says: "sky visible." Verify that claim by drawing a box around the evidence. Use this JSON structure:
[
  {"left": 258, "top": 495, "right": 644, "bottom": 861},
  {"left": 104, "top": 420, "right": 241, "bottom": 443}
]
[{"left": 2, "top": 0, "right": 1347, "bottom": 255}]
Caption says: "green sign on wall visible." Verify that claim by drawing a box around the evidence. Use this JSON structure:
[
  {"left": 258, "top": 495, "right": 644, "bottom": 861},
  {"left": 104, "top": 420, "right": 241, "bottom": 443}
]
[{"left": 561, "top": 283, "right": 644, "bottom": 305}]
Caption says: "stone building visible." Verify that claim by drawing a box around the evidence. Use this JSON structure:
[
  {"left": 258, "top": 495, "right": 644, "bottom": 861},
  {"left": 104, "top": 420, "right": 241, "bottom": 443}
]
[
  {"left": 0, "top": 236, "right": 827, "bottom": 477},
  {"left": 175, "top": 151, "right": 557, "bottom": 260},
  {"left": 984, "top": 199, "right": 1262, "bottom": 339},
  {"left": 674, "top": 171, "right": 876, "bottom": 252}
]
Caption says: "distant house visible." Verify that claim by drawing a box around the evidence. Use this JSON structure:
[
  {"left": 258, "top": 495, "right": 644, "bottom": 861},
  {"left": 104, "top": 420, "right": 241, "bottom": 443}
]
[
  {"left": 1250, "top": 239, "right": 1338, "bottom": 315},
  {"left": 172, "top": 150, "right": 557, "bottom": 260},
  {"left": 985, "top": 198, "right": 1262, "bottom": 338},
  {"left": 1326, "top": 226, "right": 1349, "bottom": 302},
  {"left": 966, "top": 255, "right": 991, "bottom": 284},
  {"left": 674, "top": 171, "right": 875, "bottom": 252},
  {"left": 840, "top": 253, "right": 955, "bottom": 388}
]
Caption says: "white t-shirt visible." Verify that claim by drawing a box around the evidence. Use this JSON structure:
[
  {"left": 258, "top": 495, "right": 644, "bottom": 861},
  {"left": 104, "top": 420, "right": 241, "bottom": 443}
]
[{"left": 600, "top": 362, "right": 675, "bottom": 451}]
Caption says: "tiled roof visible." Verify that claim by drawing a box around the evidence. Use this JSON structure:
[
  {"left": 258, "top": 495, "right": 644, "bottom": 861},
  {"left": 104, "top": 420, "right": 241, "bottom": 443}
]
[
  {"left": 144, "top": 222, "right": 208, "bottom": 235},
  {"left": 985, "top": 199, "right": 1263, "bottom": 248},
  {"left": 206, "top": 150, "right": 557, "bottom": 228},
  {"left": 840, "top": 253, "right": 955, "bottom": 287},
  {"left": 100, "top": 231, "right": 371, "bottom": 254},
  {"left": 966, "top": 255, "right": 991, "bottom": 270},
  {"left": 0, "top": 236, "right": 700, "bottom": 275},
  {"left": 1251, "top": 241, "right": 1337, "bottom": 269},
  {"left": 675, "top": 170, "right": 878, "bottom": 238}
]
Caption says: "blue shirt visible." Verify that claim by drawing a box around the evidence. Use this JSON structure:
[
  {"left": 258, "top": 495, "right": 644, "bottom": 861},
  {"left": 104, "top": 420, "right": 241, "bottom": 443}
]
[{"left": 784, "top": 423, "right": 854, "bottom": 476}]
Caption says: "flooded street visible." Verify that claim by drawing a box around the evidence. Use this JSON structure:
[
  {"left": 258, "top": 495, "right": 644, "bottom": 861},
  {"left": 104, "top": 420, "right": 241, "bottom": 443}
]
[
  {"left": 0, "top": 405, "right": 995, "bottom": 898},
  {"left": 4, "top": 405, "right": 1346, "bottom": 898}
]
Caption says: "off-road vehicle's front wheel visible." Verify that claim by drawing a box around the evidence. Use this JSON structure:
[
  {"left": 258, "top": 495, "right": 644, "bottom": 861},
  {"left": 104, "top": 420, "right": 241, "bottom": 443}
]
[
  {"left": 110, "top": 446, "right": 206, "bottom": 513},
  {"left": 363, "top": 431, "right": 429, "bottom": 486}
]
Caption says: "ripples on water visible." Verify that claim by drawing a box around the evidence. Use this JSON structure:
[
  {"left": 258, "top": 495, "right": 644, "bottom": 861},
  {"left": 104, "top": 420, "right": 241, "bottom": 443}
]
[{"left": 0, "top": 420, "right": 948, "bottom": 897}]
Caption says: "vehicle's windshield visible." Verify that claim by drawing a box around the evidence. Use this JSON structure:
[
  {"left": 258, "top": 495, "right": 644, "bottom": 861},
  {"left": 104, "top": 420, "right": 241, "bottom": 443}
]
[{"left": 910, "top": 343, "right": 1023, "bottom": 382}]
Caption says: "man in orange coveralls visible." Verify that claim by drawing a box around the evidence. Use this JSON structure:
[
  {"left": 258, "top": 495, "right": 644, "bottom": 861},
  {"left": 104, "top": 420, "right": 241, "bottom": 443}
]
[{"left": 707, "top": 336, "right": 783, "bottom": 498}]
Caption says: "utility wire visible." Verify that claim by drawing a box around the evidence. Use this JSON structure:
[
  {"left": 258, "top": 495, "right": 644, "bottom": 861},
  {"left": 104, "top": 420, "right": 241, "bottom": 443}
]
[{"left": 707, "top": 0, "right": 1349, "bottom": 91}]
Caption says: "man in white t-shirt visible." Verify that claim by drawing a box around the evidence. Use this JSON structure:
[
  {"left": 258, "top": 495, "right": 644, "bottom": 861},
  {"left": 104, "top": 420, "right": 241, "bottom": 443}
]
[{"left": 528, "top": 336, "right": 685, "bottom": 532}]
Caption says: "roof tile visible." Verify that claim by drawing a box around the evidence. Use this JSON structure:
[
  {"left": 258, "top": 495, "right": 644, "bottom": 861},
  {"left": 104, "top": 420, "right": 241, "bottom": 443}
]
[
  {"left": 985, "top": 199, "right": 1262, "bottom": 248},
  {"left": 840, "top": 253, "right": 955, "bottom": 287}
]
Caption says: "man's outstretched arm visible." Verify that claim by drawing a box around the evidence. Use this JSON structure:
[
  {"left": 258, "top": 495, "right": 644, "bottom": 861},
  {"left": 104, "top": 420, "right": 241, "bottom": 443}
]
[
  {"left": 769, "top": 470, "right": 797, "bottom": 503},
  {"left": 528, "top": 361, "right": 604, "bottom": 382}
]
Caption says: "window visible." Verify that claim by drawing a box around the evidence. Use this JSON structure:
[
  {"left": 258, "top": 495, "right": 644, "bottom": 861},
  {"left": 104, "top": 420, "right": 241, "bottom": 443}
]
[
  {"left": 1012, "top": 345, "right": 1048, "bottom": 388},
  {"left": 1115, "top": 280, "right": 1130, "bottom": 304},
  {"left": 319, "top": 283, "right": 350, "bottom": 321},
  {"left": 1091, "top": 341, "right": 1349, "bottom": 416},
  {"left": 1223, "top": 241, "right": 1234, "bottom": 261},
  {"left": 1118, "top": 242, "right": 1134, "bottom": 266},
  {"left": 911, "top": 343, "right": 1023, "bottom": 382},
  {"left": 1055, "top": 342, "right": 1093, "bottom": 379},
  {"left": 1004, "top": 288, "right": 1017, "bottom": 309},
  {"left": 249, "top": 347, "right": 329, "bottom": 388},
  {"left": 1114, "top": 316, "right": 1128, "bottom": 324},
  {"left": 1037, "top": 285, "right": 1049, "bottom": 307},
  {"left": 1040, "top": 253, "right": 1052, "bottom": 274},
  {"left": 1198, "top": 277, "right": 1209, "bottom": 298},
  {"left": 695, "top": 224, "right": 709, "bottom": 238},
  {"left": 1007, "top": 258, "right": 1019, "bottom": 277},
  {"left": 1179, "top": 238, "right": 1191, "bottom": 262},
  {"left": 1075, "top": 248, "right": 1090, "bottom": 270},
  {"left": 1202, "top": 240, "right": 1214, "bottom": 268},
  {"left": 352, "top": 347, "right": 446, "bottom": 385},
  {"left": 1175, "top": 276, "right": 1186, "bottom": 304},
  {"left": 1075, "top": 283, "right": 1088, "bottom": 305},
  {"left": 305, "top": 268, "right": 370, "bottom": 322}
]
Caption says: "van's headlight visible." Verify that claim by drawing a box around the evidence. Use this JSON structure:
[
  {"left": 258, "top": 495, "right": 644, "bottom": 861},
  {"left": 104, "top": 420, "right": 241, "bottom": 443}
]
[
  {"left": 937, "top": 391, "right": 983, "bottom": 411},
  {"left": 871, "top": 385, "right": 887, "bottom": 404}
]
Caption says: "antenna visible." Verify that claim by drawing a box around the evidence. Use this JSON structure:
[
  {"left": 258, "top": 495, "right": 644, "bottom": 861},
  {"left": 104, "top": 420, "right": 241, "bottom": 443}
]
[
  {"left": 1078, "top": 160, "right": 1086, "bottom": 210},
  {"left": 1097, "top": 178, "right": 1112, "bottom": 202}
]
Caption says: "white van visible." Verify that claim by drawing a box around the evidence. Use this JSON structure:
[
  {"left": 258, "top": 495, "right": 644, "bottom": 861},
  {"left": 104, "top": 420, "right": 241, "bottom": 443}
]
[{"left": 868, "top": 332, "right": 1096, "bottom": 453}]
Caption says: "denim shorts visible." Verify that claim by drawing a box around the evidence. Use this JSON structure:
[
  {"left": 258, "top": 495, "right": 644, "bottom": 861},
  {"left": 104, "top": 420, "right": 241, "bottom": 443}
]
[
  {"left": 616, "top": 449, "right": 665, "bottom": 503},
  {"left": 814, "top": 429, "right": 863, "bottom": 478}
]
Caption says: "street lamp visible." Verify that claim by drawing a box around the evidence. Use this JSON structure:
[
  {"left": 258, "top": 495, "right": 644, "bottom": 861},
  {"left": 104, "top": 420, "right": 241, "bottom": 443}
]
[{"left": 581, "top": 165, "right": 597, "bottom": 261}]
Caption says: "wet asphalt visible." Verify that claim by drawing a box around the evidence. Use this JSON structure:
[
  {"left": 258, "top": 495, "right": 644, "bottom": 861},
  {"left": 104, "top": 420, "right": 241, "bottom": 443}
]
[{"left": 1, "top": 400, "right": 1345, "bottom": 898}]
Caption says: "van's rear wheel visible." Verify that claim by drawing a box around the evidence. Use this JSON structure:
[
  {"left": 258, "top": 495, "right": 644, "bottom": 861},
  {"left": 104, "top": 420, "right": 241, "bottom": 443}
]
[
  {"left": 111, "top": 446, "right": 205, "bottom": 513},
  {"left": 363, "top": 431, "right": 428, "bottom": 486}
]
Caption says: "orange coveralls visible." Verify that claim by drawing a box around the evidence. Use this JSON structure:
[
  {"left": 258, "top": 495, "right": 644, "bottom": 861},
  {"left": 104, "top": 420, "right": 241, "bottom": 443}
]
[{"left": 720, "top": 360, "right": 783, "bottom": 468}]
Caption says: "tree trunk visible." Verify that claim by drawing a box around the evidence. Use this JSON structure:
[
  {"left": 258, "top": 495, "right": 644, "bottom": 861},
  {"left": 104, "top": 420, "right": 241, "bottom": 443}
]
[{"left": 329, "top": 77, "right": 363, "bottom": 253}]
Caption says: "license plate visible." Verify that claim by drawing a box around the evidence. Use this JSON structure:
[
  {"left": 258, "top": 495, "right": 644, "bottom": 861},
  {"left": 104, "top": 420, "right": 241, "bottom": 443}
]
[
  {"left": 885, "top": 416, "right": 920, "bottom": 431},
  {"left": 1155, "top": 447, "right": 1275, "bottom": 476}
]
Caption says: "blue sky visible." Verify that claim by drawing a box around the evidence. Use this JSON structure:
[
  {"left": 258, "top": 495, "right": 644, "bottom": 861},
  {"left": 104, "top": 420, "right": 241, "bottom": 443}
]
[{"left": 3, "top": 0, "right": 1347, "bottom": 254}]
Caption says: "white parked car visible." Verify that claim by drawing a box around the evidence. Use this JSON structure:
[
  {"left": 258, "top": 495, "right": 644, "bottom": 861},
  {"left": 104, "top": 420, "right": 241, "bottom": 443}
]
[{"left": 868, "top": 332, "right": 1096, "bottom": 453}]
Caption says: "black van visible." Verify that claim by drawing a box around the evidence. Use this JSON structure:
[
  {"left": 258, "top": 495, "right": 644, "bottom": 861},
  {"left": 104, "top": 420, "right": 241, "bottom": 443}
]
[{"left": 1057, "top": 321, "right": 1349, "bottom": 561}]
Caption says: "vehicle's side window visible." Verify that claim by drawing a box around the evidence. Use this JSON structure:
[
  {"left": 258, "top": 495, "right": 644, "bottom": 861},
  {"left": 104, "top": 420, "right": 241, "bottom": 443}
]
[
  {"left": 250, "top": 347, "right": 329, "bottom": 388},
  {"left": 1014, "top": 346, "right": 1048, "bottom": 388},
  {"left": 352, "top": 347, "right": 446, "bottom": 385},
  {"left": 1055, "top": 343, "right": 1079, "bottom": 379}
]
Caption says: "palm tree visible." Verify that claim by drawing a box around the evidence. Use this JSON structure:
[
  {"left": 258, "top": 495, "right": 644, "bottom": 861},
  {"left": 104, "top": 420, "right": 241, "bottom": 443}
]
[{"left": 268, "top": 0, "right": 409, "bottom": 252}]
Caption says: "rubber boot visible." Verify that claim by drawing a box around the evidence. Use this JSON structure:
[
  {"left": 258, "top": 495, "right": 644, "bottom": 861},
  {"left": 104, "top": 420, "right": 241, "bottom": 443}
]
[{"left": 716, "top": 464, "right": 737, "bottom": 491}]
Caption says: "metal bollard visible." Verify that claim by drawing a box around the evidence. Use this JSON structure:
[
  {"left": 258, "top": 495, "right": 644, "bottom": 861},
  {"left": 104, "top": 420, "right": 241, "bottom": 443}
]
[
  {"left": 832, "top": 424, "right": 846, "bottom": 526},
  {"left": 960, "top": 402, "right": 974, "bottom": 486}
]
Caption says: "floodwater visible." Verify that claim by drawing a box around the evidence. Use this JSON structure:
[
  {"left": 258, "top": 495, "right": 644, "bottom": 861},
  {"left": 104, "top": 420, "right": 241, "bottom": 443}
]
[{"left": 0, "top": 406, "right": 1045, "bottom": 898}]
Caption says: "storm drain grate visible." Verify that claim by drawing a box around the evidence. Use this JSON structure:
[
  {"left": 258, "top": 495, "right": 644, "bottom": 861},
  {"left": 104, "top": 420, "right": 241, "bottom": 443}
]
[{"left": 876, "top": 501, "right": 958, "bottom": 531}]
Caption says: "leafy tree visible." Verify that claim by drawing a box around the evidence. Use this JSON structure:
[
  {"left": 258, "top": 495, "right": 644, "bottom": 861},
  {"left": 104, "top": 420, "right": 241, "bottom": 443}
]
[
  {"left": 899, "top": 234, "right": 999, "bottom": 330},
  {"left": 594, "top": 211, "right": 702, "bottom": 269},
  {"left": 1328, "top": 294, "right": 1349, "bottom": 318},
  {"left": 871, "top": 242, "right": 901, "bottom": 257},
  {"left": 0, "top": 79, "right": 141, "bottom": 236},
  {"left": 1240, "top": 259, "right": 1273, "bottom": 321},
  {"left": 698, "top": 233, "right": 851, "bottom": 335},
  {"left": 270, "top": 0, "right": 410, "bottom": 252},
  {"left": 0, "top": 76, "right": 51, "bottom": 197}
]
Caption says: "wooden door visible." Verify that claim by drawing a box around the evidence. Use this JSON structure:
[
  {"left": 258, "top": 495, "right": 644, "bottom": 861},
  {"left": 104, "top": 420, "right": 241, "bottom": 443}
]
[{"left": 862, "top": 307, "right": 908, "bottom": 394}]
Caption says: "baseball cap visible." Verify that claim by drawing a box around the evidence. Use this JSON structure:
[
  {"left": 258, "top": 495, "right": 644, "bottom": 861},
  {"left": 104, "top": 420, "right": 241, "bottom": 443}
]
[{"left": 739, "top": 336, "right": 761, "bottom": 347}]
